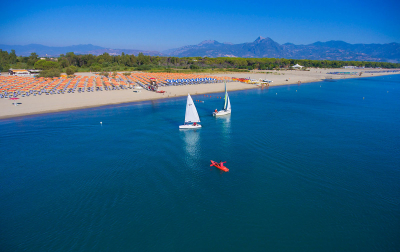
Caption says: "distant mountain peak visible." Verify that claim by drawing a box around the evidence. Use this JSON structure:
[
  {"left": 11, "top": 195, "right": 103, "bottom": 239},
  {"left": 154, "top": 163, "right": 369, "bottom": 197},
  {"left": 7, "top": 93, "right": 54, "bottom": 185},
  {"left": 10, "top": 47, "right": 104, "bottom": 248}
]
[
  {"left": 198, "top": 40, "right": 219, "bottom": 46},
  {"left": 253, "top": 36, "right": 277, "bottom": 45},
  {"left": 254, "top": 36, "right": 267, "bottom": 43}
]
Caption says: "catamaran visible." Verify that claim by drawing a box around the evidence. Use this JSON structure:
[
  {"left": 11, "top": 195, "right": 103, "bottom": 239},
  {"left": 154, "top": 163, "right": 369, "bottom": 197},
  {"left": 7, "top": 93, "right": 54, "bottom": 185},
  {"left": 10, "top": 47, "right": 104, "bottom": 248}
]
[
  {"left": 213, "top": 82, "right": 231, "bottom": 116},
  {"left": 179, "top": 94, "right": 202, "bottom": 129}
]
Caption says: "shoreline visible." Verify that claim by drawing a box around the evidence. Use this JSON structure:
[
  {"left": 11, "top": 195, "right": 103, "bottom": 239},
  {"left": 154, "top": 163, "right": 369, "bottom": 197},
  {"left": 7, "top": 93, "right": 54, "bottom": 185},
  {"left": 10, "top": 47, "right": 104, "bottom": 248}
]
[
  {"left": 1, "top": 69, "right": 399, "bottom": 120},
  {"left": 0, "top": 87, "right": 249, "bottom": 120},
  {"left": 0, "top": 82, "right": 258, "bottom": 120}
]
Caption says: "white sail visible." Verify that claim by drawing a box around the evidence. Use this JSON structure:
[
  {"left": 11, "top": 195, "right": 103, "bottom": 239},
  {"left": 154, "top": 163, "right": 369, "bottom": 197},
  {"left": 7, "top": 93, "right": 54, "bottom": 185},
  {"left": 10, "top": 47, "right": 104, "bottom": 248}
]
[
  {"left": 184, "top": 94, "right": 200, "bottom": 123},
  {"left": 226, "top": 94, "right": 231, "bottom": 111},
  {"left": 223, "top": 81, "right": 231, "bottom": 111}
]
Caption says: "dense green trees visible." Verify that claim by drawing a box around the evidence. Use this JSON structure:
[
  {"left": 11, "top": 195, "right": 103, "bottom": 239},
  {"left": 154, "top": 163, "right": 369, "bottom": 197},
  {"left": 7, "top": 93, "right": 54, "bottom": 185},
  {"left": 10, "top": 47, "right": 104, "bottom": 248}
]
[
  {"left": 0, "top": 50, "right": 41, "bottom": 71},
  {"left": 1, "top": 49, "right": 400, "bottom": 74},
  {"left": 52, "top": 51, "right": 400, "bottom": 71},
  {"left": 34, "top": 59, "right": 60, "bottom": 70}
]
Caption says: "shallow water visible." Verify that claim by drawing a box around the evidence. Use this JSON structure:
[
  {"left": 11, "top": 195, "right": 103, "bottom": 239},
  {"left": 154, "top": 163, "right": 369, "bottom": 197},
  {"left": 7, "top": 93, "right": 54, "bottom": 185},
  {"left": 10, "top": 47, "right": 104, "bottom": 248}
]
[{"left": 1, "top": 75, "right": 399, "bottom": 251}]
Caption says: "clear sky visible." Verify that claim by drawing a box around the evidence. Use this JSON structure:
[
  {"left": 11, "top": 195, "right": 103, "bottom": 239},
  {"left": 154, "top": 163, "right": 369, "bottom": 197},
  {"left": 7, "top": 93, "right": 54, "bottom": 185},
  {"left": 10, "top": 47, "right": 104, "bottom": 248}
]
[{"left": 1, "top": 0, "right": 399, "bottom": 51}]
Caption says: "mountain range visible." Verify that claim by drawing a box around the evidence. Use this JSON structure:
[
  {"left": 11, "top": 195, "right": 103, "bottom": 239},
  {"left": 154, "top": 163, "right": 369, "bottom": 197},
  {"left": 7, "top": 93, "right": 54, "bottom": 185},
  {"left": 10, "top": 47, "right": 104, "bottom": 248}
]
[{"left": 1, "top": 37, "right": 399, "bottom": 62}]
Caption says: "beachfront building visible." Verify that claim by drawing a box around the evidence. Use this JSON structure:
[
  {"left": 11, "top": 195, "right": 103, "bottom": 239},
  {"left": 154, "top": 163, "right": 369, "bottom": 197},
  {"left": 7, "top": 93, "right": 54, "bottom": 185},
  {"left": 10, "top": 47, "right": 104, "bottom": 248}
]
[
  {"left": 8, "top": 69, "right": 31, "bottom": 76},
  {"left": 292, "top": 64, "right": 303, "bottom": 69},
  {"left": 8, "top": 69, "right": 41, "bottom": 76},
  {"left": 28, "top": 69, "right": 41, "bottom": 76}
]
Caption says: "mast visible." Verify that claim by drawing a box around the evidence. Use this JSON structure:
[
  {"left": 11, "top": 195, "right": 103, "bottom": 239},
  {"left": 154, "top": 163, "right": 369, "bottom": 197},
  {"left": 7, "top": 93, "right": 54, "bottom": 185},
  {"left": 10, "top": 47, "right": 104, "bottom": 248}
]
[{"left": 223, "top": 81, "right": 228, "bottom": 110}]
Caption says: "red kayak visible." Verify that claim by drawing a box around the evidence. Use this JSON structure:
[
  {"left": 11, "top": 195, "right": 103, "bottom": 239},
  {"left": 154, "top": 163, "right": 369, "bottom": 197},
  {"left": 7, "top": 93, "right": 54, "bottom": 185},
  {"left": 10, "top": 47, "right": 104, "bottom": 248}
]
[{"left": 210, "top": 160, "right": 229, "bottom": 172}]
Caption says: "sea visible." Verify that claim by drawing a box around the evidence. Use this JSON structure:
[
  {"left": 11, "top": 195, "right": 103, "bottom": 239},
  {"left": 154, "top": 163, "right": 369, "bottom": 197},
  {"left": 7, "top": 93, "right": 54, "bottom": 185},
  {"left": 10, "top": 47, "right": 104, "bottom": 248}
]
[{"left": 0, "top": 75, "right": 399, "bottom": 252}]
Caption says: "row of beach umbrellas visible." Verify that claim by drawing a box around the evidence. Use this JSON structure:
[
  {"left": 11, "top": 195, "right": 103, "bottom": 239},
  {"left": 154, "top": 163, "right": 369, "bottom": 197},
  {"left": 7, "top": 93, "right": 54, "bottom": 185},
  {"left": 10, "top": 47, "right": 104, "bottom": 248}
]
[{"left": 0, "top": 74, "right": 232, "bottom": 98}]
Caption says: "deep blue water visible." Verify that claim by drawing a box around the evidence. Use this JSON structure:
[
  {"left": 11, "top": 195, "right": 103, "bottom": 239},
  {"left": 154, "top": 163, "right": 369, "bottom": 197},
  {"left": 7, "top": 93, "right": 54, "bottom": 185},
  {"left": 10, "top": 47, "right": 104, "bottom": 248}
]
[{"left": 1, "top": 75, "right": 399, "bottom": 252}]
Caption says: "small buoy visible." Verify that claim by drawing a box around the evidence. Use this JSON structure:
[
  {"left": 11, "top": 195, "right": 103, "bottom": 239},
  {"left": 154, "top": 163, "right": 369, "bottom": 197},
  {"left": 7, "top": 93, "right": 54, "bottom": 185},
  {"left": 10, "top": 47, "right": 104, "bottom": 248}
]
[
  {"left": 387, "top": 91, "right": 389, "bottom": 93},
  {"left": 320, "top": 85, "right": 321, "bottom": 87},
  {"left": 100, "top": 122, "right": 102, "bottom": 124},
  {"left": 276, "top": 93, "right": 277, "bottom": 95},
  {"left": 296, "top": 90, "right": 297, "bottom": 92},
  {"left": 363, "top": 97, "right": 365, "bottom": 99}
]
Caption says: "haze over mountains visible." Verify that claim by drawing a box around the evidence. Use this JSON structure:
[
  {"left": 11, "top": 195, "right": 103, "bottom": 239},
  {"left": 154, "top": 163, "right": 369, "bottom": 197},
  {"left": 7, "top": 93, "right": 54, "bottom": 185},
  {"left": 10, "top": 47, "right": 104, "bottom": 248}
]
[{"left": 1, "top": 37, "right": 399, "bottom": 62}]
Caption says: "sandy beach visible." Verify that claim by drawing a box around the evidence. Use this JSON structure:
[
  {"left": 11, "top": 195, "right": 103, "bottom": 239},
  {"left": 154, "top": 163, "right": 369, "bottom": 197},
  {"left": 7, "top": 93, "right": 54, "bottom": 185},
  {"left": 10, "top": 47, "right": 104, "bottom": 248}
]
[
  {"left": 213, "top": 68, "right": 399, "bottom": 86},
  {"left": 1, "top": 68, "right": 399, "bottom": 119}
]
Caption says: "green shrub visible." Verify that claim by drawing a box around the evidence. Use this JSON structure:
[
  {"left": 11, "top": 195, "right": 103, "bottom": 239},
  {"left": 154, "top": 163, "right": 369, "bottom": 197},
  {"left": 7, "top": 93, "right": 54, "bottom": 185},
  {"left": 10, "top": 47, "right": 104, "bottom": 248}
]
[
  {"left": 66, "top": 67, "right": 75, "bottom": 75},
  {"left": 69, "top": 65, "right": 77, "bottom": 72},
  {"left": 136, "top": 65, "right": 151, "bottom": 71},
  {"left": 38, "top": 68, "right": 61, "bottom": 78}
]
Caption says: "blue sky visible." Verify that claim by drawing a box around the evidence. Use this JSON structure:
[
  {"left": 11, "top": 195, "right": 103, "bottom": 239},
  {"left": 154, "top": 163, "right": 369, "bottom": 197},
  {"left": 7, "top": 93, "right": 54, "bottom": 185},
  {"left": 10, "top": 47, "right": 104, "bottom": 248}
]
[{"left": 1, "top": 0, "right": 399, "bottom": 51}]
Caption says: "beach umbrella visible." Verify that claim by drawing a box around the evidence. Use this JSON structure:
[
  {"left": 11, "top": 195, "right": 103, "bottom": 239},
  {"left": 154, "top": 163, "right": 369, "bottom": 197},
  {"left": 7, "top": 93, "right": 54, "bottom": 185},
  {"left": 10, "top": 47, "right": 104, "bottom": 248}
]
[{"left": 9, "top": 97, "right": 19, "bottom": 106}]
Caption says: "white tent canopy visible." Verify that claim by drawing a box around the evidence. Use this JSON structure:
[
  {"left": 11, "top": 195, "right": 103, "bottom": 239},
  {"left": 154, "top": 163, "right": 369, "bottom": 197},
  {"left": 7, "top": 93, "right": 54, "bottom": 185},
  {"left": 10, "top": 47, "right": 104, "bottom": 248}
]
[{"left": 292, "top": 64, "right": 303, "bottom": 68}]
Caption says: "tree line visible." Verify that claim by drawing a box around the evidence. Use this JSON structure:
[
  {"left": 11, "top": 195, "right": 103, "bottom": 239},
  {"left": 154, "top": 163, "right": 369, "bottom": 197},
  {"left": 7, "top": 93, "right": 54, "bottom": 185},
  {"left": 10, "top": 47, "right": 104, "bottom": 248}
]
[{"left": 1, "top": 49, "right": 399, "bottom": 77}]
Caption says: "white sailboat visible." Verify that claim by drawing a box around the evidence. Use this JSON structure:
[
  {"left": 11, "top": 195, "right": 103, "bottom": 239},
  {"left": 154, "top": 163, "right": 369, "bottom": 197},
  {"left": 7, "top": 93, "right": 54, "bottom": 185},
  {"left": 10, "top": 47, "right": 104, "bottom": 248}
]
[
  {"left": 213, "top": 82, "right": 231, "bottom": 116},
  {"left": 179, "top": 94, "right": 202, "bottom": 129}
]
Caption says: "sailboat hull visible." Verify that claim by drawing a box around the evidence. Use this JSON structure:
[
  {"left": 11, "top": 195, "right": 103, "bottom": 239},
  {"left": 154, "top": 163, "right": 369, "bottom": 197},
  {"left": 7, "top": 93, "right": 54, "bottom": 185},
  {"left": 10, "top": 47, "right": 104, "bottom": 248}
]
[
  {"left": 179, "top": 124, "right": 202, "bottom": 129},
  {"left": 213, "top": 110, "right": 231, "bottom": 116}
]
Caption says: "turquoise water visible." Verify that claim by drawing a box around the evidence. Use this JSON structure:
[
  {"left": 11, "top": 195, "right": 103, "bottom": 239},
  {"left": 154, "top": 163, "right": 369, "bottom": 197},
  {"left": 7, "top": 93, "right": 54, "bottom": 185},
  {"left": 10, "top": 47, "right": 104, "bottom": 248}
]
[{"left": 1, "top": 75, "right": 399, "bottom": 251}]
